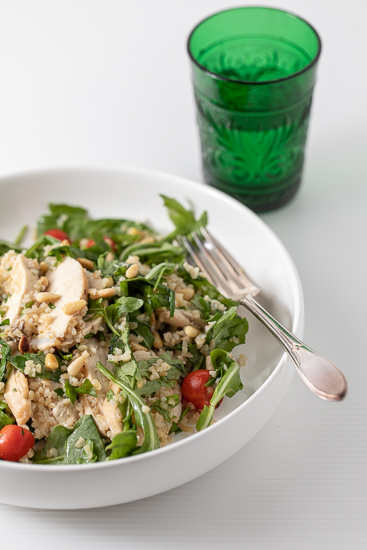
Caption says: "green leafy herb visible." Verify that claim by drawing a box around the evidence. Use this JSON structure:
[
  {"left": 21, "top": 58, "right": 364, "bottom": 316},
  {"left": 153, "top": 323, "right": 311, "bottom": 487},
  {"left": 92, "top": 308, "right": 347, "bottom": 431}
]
[
  {"left": 96, "top": 361, "right": 160, "bottom": 455},
  {"left": 106, "top": 429, "right": 138, "bottom": 460},
  {"left": 206, "top": 306, "right": 249, "bottom": 352},
  {"left": 0, "top": 340, "right": 11, "bottom": 383},
  {"left": 64, "top": 379, "right": 97, "bottom": 405},
  {"left": 33, "top": 415, "right": 106, "bottom": 464},
  {"left": 196, "top": 350, "right": 243, "bottom": 431},
  {"left": 160, "top": 195, "right": 208, "bottom": 240},
  {"left": 9, "top": 352, "right": 62, "bottom": 382},
  {"left": 14, "top": 224, "right": 29, "bottom": 246},
  {"left": 0, "top": 400, "right": 14, "bottom": 430}
]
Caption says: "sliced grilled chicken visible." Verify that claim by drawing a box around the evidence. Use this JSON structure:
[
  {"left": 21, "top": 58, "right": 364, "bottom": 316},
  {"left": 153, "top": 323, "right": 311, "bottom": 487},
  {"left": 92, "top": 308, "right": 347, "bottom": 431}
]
[
  {"left": 32, "top": 257, "right": 88, "bottom": 350},
  {"left": 2, "top": 255, "right": 39, "bottom": 326},
  {"left": 4, "top": 369, "right": 32, "bottom": 425}
]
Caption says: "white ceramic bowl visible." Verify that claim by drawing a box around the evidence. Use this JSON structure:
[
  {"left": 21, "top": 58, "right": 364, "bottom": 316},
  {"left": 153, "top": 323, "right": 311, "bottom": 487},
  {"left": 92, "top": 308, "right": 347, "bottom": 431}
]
[{"left": 0, "top": 167, "right": 304, "bottom": 509}]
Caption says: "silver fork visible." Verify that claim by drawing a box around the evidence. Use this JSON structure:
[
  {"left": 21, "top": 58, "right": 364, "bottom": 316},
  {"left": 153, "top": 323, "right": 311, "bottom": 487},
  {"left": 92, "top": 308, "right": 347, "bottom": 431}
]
[{"left": 179, "top": 227, "right": 347, "bottom": 401}]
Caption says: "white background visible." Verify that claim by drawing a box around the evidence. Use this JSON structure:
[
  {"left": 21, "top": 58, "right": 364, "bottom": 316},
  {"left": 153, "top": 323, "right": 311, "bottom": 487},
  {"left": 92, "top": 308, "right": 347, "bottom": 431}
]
[{"left": 0, "top": 1, "right": 366, "bottom": 548}]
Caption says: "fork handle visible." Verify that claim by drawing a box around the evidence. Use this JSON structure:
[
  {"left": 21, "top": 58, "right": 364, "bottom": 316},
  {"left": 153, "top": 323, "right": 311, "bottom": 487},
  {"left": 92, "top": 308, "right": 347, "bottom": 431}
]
[{"left": 240, "top": 296, "right": 347, "bottom": 401}]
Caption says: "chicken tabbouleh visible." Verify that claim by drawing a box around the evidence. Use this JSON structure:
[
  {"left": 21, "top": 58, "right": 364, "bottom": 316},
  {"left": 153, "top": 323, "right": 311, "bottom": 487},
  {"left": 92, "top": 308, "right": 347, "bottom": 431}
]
[{"left": 0, "top": 196, "right": 248, "bottom": 464}]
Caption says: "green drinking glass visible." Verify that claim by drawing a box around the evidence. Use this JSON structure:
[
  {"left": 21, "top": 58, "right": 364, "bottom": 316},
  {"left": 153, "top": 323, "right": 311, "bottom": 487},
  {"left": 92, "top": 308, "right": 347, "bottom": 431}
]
[{"left": 187, "top": 7, "right": 321, "bottom": 211}]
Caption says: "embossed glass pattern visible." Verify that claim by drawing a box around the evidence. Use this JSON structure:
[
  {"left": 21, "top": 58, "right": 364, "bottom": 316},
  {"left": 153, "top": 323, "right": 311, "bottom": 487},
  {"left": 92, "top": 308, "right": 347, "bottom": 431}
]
[{"left": 188, "top": 7, "right": 321, "bottom": 211}]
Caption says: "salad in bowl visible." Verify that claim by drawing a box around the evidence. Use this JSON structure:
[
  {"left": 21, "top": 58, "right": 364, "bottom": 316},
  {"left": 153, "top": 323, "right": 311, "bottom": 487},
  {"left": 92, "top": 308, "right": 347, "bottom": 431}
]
[{"left": 0, "top": 196, "right": 248, "bottom": 464}]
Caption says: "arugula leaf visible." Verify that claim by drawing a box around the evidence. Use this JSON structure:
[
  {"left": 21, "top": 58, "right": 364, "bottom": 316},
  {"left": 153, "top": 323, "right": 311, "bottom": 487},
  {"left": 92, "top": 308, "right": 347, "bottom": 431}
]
[
  {"left": 33, "top": 415, "right": 107, "bottom": 464},
  {"left": 160, "top": 195, "right": 208, "bottom": 240},
  {"left": 96, "top": 361, "right": 160, "bottom": 455},
  {"left": 206, "top": 306, "right": 249, "bottom": 352},
  {"left": 0, "top": 400, "right": 14, "bottom": 430},
  {"left": 33, "top": 425, "right": 72, "bottom": 463},
  {"left": 141, "top": 283, "right": 175, "bottom": 318},
  {"left": 0, "top": 339, "right": 11, "bottom": 383},
  {"left": 145, "top": 262, "right": 176, "bottom": 289},
  {"left": 131, "top": 322, "right": 154, "bottom": 350},
  {"left": 120, "top": 241, "right": 184, "bottom": 265},
  {"left": 106, "top": 429, "right": 138, "bottom": 460},
  {"left": 64, "top": 416, "right": 106, "bottom": 464},
  {"left": 0, "top": 239, "right": 22, "bottom": 255},
  {"left": 88, "top": 296, "right": 143, "bottom": 335},
  {"left": 196, "top": 350, "right": 243, "bottom": 431},
  {"left": 151, "top": 401, "right": 171, "bottom": 422},
  {"left": 9, "top": 353, "right": 62, "bottom": 382},
  {"left": 64, "top": 379, "right": 97, "bottom": 405}
]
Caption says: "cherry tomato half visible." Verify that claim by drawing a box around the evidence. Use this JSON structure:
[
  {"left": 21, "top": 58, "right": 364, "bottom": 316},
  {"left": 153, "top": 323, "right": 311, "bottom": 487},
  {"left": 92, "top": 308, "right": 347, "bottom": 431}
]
[
  {"left": 86, "top": 236, "right": 116, "bottom": 252},
  {"left": 44, "top": 228, "right": 71, "bottom": 243},
  {"left": 181, "top": 370, "right": 215, "bottom": 411},
  {"left": 0, "top": 425, "right": 35, "bottom": 462}
]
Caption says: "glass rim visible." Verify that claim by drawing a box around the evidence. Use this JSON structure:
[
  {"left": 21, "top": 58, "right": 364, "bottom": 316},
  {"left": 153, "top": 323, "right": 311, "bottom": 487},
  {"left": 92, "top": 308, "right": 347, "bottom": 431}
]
[{"left": 187, "top": 6, "right": 322, "bottom": 86}]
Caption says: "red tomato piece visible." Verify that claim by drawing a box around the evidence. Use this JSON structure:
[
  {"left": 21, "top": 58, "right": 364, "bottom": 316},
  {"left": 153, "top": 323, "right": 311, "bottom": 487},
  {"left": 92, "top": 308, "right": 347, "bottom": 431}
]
[
  {"left": 85, "top": 239, "right": 96, "bottom": 248},
  {"left": 0, "top": 425, "right": 35, "bottom": 462},
  {"left": 44, "top": 229, "right": 71, "bottom": 243},
  {"left": 181, "top": 370, "right": 215, "bottom": 411}
]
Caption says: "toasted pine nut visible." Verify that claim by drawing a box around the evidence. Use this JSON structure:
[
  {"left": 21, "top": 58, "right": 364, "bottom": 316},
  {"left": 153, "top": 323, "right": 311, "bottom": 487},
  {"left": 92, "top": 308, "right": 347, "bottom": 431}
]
[
  {"left": 88, "top": 288, "right": 116, "bottom": 300},
  {"left": 39, "top": 276, "right": 49, "bottom": 288},
  {"left": 18, "top": 335, "right": 29, "bottom": 353},
  {"left": 152, "top": 331, "right": 163, "bottom": 349},
  {"left": 130, "top": 341, "right": 148, "bottom": 352},
  {"left": 36, "top": 292, "right": 61, "bottom": 303},
  {"left": 91, "top": 378, "right": 102, "bottom": 391},
  {"left": 105, "top": 252, "right": 114, "bottom": 262},
  {"left": 45, "top": 353, "right": 59, "bottom": 370},
  {"left": 140, "top": 237, "right": 154, "bottom": 244},
  {"left": 62, "top": 300, "right": 87, "bottom": 315},
  {"left": 77, "top": 257, "right": 94, "bottom": 271},
  {"left": 103, "top": 276, "right": 114, "bottom": 288},
  {"left": 126, "top": 263, "right": 139, "bottom": 279},
  {"left": 67, "top": 356, "right": 86, "bottom": 376},
  {"left": 183, "top": 325, "right": 201, "bottom": 339},
  {"left": 39, "top": 261, "right": 48, "bottom": 274},
  {"left": 180, "top": 287, "right": 195, "bottom": 300},
  {"left": 61, "top": 239, "right": 70, "bottom": 246},
  {"left": 128, "top": 227, "right": 141, "bottom": 236}
]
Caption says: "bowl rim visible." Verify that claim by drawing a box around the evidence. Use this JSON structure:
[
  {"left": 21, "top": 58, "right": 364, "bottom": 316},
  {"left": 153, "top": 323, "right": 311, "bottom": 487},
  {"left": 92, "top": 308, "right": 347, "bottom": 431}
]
[{"left": 0, "top": 165, "right": 304, "bottom": 472}]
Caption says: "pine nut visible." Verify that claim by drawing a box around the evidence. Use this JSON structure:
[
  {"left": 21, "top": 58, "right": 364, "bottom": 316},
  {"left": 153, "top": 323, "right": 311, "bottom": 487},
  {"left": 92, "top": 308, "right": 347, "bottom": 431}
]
[
  {"left": 180, "top": 287, "right": 195, "bottom": 300},
  {"left": 35, "top": 292, "right": 61, "bottom": 303},
  {"left": 18, "top": 335, "right": 29, "bottom": 353},
  {"left": 45, "top": 353, "right": 59, "bottom": 370},
  {"left": 67, "top": 356, "right": 86, "bottom": 376},
  {"left": 39, "top": 276, "right": 49, "bottom": 288},
  {"left": 130, "top": 342, "right": 148, "bottom": 352},
  {"left": 126, "top": 263, "right": 139, "bottom": 278},
  {"left": 103, "top": 276, "right": 114, "bottom": 288},
  {"left": 105, "top": 252, "right": 114, "bottom": 262},
  {"left": 88, "top": 288, "right": 116, "bottom": 299},
  {"left": 77, "top": 257, "right": 94, "bottom": 271},
  {"left": 152, "top": 331, "right": 163, "bottom": 349},
  {"left": 39, "top": 261, "right": 48, "bottom": 274},
  {"left": 140, "top": 237, "right": 154, "bottom": 244},
  {"left": 91, "top": 378, "right": 102, "bottom": 391},
  {"left": 128, "top": 227, "right": 141, "bottom": 236},
  {"left": 183, "top": 325, "right": 201, "bottom": 338},
  {"left": 62, "top": 300, "right": 87, "bottom": 315}
]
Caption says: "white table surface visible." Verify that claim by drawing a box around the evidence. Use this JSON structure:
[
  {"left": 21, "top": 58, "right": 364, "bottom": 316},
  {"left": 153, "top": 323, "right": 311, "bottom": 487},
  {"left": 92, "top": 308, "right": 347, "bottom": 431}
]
[{"left": 0, "top": 1, "right": 366, "bottom": 548}]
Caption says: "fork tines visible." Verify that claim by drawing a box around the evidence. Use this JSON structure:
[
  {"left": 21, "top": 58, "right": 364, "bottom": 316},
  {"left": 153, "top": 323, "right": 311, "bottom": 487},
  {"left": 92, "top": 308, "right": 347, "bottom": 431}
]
[{"left": 179, "top": 227, "right": 260, "bottom": 300}]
